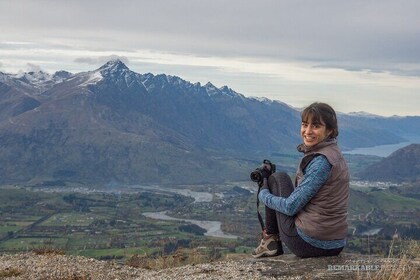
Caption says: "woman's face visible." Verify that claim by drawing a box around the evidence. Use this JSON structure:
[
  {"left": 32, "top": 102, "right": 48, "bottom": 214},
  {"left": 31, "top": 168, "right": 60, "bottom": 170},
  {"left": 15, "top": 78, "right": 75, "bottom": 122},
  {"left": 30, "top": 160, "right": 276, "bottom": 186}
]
[{"left": 301, "top": 116, "right": 331, "bottom": 147}]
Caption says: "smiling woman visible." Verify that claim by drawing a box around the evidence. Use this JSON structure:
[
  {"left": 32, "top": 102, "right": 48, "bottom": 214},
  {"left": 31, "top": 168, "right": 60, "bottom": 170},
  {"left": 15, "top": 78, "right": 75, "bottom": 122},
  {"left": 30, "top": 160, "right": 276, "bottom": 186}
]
[
  {"left": 300, "top": 103, "right": 339, "bottom": 147},
  {"left": 253, "top": 102, "right": 350, "bottom": 259}
]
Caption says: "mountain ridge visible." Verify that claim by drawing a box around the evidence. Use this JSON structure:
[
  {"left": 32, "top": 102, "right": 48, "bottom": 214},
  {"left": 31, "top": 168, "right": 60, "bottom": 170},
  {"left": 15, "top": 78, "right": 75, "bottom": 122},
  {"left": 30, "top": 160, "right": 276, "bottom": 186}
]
[{"left": 0, "top": 60, "right": 418, "bottom": 185}]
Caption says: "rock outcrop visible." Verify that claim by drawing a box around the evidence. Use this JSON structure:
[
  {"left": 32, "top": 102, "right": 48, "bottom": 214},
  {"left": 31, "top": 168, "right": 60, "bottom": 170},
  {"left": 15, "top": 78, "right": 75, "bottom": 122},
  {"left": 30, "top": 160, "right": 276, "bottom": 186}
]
[{"left": 0, "top": 252, "right": 418, "bottom": 280}]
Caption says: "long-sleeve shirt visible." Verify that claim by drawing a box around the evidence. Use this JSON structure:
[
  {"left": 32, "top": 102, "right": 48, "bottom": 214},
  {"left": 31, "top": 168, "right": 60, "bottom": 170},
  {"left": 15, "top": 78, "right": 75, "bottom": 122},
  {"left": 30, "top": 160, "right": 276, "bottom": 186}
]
[{"left": 259, "top": 155, "right": 346, "bottom": 249}]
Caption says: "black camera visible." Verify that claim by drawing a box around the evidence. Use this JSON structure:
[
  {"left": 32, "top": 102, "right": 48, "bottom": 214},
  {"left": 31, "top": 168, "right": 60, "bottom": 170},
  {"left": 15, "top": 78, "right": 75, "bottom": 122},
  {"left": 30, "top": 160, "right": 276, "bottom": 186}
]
[{"left": 250, "top": 159, "right": 276, "bottom": 183}]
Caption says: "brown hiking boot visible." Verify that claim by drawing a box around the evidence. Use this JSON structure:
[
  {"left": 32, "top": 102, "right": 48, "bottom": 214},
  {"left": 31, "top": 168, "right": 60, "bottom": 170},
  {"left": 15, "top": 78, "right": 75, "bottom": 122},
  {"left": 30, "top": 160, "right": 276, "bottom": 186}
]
[{"left": 252, "top": 231, "right": 283, "bottom": 258}]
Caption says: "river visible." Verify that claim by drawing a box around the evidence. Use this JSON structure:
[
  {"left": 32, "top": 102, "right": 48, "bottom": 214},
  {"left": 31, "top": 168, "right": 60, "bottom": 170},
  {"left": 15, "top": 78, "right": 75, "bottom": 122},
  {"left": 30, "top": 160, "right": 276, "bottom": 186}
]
[
  {"left": 136, "top": 185, "right": 238, "bottom": 239},
  {"left": 360, "top": 228, "right": 382, "bottom": 236},
  {"left": 142, "top": 211, "right": 238, "bottom": 239}
]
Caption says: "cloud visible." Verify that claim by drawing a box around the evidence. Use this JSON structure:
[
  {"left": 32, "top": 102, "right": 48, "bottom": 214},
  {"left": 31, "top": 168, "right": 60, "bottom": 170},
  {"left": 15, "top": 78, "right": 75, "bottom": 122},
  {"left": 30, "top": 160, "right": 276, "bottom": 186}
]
[
  {"left": 74, "top": 55, "right": 129, "bottom": 66},
  {"left": 313, "top": 63, "right": 420, "bottom": 77},
  {"left": 26, "top": 63, "right": 43, "bottom": 72},
  {"left": 1, "top": 1, "right": 419, "bottom": 116},
  {"left": 2, "top": 1, "right": 420, "bottom": 71}
]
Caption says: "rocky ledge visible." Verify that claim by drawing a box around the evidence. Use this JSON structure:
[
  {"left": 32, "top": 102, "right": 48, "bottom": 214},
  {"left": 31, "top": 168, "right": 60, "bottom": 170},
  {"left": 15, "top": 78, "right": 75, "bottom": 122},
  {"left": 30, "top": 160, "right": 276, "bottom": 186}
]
[{"left": 0, "top": 252, "right": 418, "bottom": 280}]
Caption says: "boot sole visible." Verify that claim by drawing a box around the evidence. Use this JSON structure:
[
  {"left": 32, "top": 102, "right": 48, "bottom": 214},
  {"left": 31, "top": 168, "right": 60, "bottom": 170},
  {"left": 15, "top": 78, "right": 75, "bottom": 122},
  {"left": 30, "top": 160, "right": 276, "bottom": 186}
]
[{"left": 252, "top": 249, "right": 281, "bottom": 258}]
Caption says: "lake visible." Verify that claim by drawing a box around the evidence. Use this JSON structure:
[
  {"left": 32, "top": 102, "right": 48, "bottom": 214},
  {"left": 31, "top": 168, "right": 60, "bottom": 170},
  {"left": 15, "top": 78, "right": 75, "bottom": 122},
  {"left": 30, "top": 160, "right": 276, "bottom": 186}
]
[{"left": 344, "top": 136, "right": 420, "bottom": 157}]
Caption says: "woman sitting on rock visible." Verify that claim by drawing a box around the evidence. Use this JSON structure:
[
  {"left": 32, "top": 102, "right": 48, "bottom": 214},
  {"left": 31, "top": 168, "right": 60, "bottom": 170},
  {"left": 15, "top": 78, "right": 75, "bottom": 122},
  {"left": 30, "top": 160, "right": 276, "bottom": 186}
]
[{"left": 253, "top": 102, "right": 349, "bottom": 258}]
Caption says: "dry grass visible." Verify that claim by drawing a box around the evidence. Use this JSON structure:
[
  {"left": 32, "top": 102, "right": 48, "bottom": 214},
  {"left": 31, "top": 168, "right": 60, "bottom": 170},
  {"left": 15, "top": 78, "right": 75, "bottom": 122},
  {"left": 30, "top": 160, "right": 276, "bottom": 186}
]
[
  {"left": 126, "top": 248, "right": 211, "bottom": 270},
  {"left": 0, "top": 267, "right": 23, "bottom": 277},
  {"left": 32, "top": 247, "right": 66, "bottom": 255},
  {"left": 30, "top": 248, "right": 91, "bottom": 280},
  {"left": 45, "top": 275, "right": 91, "bottom": 280},
  {"left": 361, "top": 239, "right": 420, "bottom": 280}
]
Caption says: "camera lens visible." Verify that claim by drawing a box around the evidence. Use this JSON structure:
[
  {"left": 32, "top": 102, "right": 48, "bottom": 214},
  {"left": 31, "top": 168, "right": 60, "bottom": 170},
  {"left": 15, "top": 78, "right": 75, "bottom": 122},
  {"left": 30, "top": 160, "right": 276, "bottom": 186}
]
[{"left": 250, "top": 170, "right": 262, "bottom": 182}]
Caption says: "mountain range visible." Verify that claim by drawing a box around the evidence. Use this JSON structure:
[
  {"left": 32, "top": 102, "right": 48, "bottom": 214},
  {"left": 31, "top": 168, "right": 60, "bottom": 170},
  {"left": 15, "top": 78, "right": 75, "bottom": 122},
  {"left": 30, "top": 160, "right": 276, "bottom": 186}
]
[{"left": 0, "top": 60, "right": 419, "bottom": 185}]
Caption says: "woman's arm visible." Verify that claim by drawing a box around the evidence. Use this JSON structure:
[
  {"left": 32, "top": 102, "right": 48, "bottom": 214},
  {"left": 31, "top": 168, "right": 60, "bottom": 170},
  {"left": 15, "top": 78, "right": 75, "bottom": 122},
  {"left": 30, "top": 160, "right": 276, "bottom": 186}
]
[{"left": 258, "top": 155, "right": 331, "bottom": 216}]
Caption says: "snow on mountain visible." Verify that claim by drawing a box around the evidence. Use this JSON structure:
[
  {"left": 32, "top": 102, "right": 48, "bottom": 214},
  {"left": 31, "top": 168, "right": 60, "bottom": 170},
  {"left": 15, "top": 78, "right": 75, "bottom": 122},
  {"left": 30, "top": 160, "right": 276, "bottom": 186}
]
[
  {"left": 77, "top": 71, "right": 103, "bottom": 87},
  {"left": 219, "top": 86, "right": 245, "bottom": 99},
  {"left": 347, "top": 111, "right": 384, "bottom": 118},
  {"left": 0, "top": 71, "right": 42, "bottom": 95},
  {"left": 0, "top": 69, "right": 75, "bottom": 95},
  {"left": 0, "top": 71, "right": 9, "bottom": 83},
  {"left": 52, "top": 71, "right": 73, "bottom": 81},
  {"left": 203, "top": 82, "right": 244, "bottom": 99},
  {"left": 250, "top": 96, "right": 273, "bottom": 104},
  {"left": 1, "top": 60, "right": 246, "bottom": 102},
  {"left": 204, "top": 82, "right": 218, "bottom": 95},
  {"left": 0, "top": 59, "right": 417, "bottom": 186},
  {"left": 15, "top": 70, "right": 52, "bottom": 84},
  {"left": 98, "top": 59, "right": 130, "bottom": 76},
  {"left": 94, "top": 59, "right": 146, "bottom": 91}
]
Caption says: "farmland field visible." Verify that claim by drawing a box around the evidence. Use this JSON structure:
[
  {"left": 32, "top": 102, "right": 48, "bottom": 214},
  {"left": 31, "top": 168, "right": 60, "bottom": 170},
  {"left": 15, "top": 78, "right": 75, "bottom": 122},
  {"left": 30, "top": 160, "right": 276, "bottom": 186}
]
[{"left": 0, "top": 181, "right": 419, "bottom": 261}]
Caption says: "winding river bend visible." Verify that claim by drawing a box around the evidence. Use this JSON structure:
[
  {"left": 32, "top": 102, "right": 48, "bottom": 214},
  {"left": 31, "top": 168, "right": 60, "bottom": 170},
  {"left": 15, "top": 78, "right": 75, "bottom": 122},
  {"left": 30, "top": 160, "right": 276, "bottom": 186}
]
[
  {"left": 136, "top": 185, "right": 238, "bottom": 239},
  {"left": 143, "top": 211, "right": 237, "bottom": 239}
]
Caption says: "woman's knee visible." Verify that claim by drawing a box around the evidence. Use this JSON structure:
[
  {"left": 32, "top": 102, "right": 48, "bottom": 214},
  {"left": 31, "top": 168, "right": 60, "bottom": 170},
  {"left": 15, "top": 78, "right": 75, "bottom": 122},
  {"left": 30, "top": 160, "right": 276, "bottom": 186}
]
[
  {"left": 268, "top": 172, "right": 293, "bottom": 195},
  {"left": 276, "top": 172, "right": 292, "bottom": 182}
]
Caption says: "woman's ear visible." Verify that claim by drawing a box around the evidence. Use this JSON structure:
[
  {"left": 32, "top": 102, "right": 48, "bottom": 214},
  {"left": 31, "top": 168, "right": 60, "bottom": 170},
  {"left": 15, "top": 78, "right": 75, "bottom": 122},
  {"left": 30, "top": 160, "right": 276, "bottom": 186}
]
[{"left": 326, "top": 129, "right": 333, "bottom": 138}]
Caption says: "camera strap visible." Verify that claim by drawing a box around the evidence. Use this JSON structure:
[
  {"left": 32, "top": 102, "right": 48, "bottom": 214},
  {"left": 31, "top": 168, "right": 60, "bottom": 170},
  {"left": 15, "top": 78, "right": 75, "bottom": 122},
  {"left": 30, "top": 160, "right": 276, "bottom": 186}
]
[{"left": 256, "top": 184, "right": 265, "bottom": 231}]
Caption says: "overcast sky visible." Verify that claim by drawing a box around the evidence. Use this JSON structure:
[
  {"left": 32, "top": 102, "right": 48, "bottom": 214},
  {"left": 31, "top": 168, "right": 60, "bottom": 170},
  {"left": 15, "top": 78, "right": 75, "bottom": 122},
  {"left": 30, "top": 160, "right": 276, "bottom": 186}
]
[{"left": 1, "top": 0, "right": 420, "bottom": 116}]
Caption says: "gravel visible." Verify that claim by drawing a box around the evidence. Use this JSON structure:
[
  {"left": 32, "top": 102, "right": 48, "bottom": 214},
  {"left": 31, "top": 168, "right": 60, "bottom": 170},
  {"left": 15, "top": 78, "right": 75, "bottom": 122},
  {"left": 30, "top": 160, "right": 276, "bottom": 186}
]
[{"left": 0, "top": 252, "right": 277, "bottom": 280}]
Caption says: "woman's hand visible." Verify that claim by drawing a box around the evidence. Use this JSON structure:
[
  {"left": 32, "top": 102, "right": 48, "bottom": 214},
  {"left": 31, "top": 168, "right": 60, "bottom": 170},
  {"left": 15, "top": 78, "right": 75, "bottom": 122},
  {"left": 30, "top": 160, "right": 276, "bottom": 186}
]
[{"left": 261, "top": 178, "right": 269, "bottom": 190}]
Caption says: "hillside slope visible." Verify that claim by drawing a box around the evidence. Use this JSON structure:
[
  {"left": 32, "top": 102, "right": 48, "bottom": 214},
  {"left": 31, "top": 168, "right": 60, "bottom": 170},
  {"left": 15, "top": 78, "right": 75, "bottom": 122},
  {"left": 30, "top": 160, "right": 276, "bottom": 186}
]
[{"left": 356, "top": 144, "right": 420, "bottom": 182}]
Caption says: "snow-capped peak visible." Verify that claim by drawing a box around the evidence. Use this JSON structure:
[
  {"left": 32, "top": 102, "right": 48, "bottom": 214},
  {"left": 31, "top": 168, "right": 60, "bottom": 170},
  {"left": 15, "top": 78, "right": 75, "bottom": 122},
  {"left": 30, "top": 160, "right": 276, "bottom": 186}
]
[
  {"left": 0, "top": 69, "right": 75, "bottom": 95},
  {"left": 250, "top": 96, "right": 273, "bottom": 104},
  {"left": 204, "top": 82, "right": 219, "bottom": 96},
  {"left": 203, "top": 82, "right": 243, "bottom": 99},
  {"left": 98, "top": 59, "right": 129, "bottom": 76},
  {"left": 15, "top": 70, "right": 52, "bottom": 84},
  {"left": 219, "top": 86, "right": 242, "bottom": 98},
  {"left": 92, "top": 60, "right": 146, "bottom": 91}
]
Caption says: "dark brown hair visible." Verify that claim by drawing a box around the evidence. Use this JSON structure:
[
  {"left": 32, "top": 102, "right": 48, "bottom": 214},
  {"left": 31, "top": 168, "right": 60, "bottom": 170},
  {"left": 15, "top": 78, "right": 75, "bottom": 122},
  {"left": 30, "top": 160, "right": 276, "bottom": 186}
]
[{"left": 301, "top": 102, "right": 339, "bottom": 138}]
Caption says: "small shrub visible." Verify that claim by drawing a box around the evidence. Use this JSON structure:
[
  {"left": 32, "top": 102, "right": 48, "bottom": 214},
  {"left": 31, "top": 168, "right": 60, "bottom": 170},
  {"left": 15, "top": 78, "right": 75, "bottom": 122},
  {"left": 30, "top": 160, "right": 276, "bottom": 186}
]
[
  {"left": 0, "top": 267, "right": 23, "bottom": 277},
  {"left": 126, "top": 254, "right": 151, "bottom": 269},
  {"left": 32, "top": 247, "right": 66, "bottom": 255}
]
